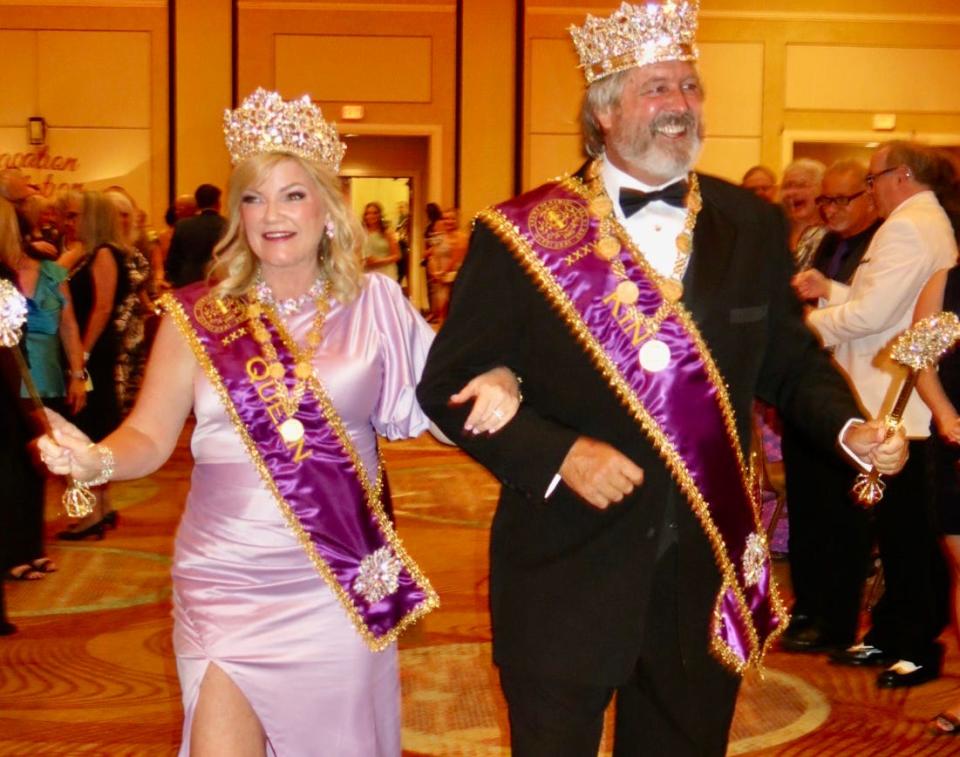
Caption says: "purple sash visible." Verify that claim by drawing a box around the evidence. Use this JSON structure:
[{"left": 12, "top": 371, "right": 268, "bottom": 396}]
[
  {"left": 162, "top": 284, "right": 437, "bottom": 651},
  {"left": 482, "top": 177, "right": 785, "bottom": 673}
]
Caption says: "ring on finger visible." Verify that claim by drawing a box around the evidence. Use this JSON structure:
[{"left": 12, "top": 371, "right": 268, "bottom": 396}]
[{"left": 491, "top": 408, "right": 504, "bottom": 421}]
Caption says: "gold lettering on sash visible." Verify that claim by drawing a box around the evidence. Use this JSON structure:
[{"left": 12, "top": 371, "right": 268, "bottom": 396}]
[
  {"left": 603, "top": 292, "right": 651, "bottom": 346},
  {"left": 244, "top": 356, "right": 313, "bottom": 463}
]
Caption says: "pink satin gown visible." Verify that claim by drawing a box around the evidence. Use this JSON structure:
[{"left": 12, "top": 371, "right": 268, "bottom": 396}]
[{"left": 172, "top": 274, "right": 434, "bottom": 755}]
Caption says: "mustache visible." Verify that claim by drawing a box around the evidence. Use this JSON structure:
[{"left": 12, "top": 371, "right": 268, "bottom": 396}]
[{"left": 649, "top": 111, "right": 699, "bottom": 135}]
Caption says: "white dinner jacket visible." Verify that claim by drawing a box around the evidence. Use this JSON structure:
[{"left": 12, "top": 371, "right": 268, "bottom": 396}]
[{"left": 806, "top": 190, "right": 958, "bottom": 438}]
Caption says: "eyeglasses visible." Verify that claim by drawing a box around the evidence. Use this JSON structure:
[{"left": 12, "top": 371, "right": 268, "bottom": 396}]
[
  {"left": 865, "top": 166, "right": 899, "bottom": 188},
  {"left": 815, "top": 190, "right": 866, "bottom": 208}
]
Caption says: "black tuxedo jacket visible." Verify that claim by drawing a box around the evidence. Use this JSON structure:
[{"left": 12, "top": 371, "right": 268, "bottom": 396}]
[
  {"left": 417, "top": 173, "right": 860, "bottom": 687},
  {"left": 165, "top": 210, "right": 227, "bottom": 288}
]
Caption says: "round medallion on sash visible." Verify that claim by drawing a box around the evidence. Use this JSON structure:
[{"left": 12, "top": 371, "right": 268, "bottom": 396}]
[
  {"left": 596, "top": 237, "right": 621, "bottom": 260},
  {"left": 660, "top": 279, "right": 683, "bottom": 303},
  {"left": 279, "top": 417, "right": 305, "bottom": 444},
  {"left": 528, "top": 199, "right": 590, "bottom": 251},
  {"left": 639, "top": 339, "right": 671, "bottom": 372}
]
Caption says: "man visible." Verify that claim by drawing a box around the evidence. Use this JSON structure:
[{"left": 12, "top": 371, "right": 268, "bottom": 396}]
[
  {"left": 741, "top": 165, "right": 777, "bottom": 203},
  {"left": 417, "top": 2, "right": 905, "bottom": 754},
  {"left": 798, "top": 141, "right": 956, "bottom": 688},
  {"left": 781, "top": 161, "right": 881, "bottom": 654},
  {"left": 174, "top": 192, "right": 197, "bottom": 221},
  {"left": 165, "top": 183, "right": 225, "bottom": 288}
]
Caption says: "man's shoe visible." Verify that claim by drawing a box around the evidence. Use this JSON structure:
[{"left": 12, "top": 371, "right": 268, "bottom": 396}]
[
  {"left": 877, "top": 659, "right": 940, "bottom": 689},
  {"left": 829, "top": 643, "right": 896, "bottom": 667}
]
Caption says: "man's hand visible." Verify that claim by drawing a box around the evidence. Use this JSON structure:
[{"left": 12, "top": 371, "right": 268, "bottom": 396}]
[
  {"left": 792, "top": 269, "right": 829, "bottom": 301},
  {"left": 843, "top": 420, "right": 909, "bottom": 475},
  {"left": 559, "top": 436, "right": 644, "bottom": 509}
]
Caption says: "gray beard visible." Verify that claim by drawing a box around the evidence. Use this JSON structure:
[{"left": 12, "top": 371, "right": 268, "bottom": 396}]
[{"left": 612, "top": 112, "right": 703, "bottom": 182}]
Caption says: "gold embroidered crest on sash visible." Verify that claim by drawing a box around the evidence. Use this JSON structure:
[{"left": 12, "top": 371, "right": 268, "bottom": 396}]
[
  {"left": 528, "top": 199, "right": 590, "bottom": 251},
  {"left": 193, "top": 292, "right": 247, "bottom": 334}
]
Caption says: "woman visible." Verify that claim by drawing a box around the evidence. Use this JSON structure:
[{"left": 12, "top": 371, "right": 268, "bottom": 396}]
[
  {"left": 361, "top": 202, "right": 402, "bottom": 283},
  {"left": 105, "top": 188, "right": 152, "bottom": 414},
  {"left": 425, "top": 208, "right": 467, "bottom": 322},
  {"left": 0, "top": 197, "right": 83, "bottom": 579},
  {"left": 915, "top": 266, "right": 960, "bottom": 735},
  {"left": 59, "top": 191, "right": 128, "bottom": 539},
  {"left": 780, "top": 159, "right": 827, "bottom": 270},
  {"left": 38, "top": 89, "right": 518, "bottom": 756}
]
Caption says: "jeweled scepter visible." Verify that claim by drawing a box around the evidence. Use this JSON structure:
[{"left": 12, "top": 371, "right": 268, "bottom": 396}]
[
  {"left": 0, "top": 278, "right": 95, "bottom": 517},
  {"left": 852, "top": 311, "right": 960, "bottom": 506}
]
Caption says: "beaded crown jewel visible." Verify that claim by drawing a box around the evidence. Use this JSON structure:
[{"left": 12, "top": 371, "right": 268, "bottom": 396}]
[
  {"left": 569, "top": 1, "right": 700, "bottom": 85},
  {"left": 223, "top": 88, "right": 346, "bottom": 172}
]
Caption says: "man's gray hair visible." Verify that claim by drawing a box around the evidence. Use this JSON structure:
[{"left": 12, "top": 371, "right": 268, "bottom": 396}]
[
  {"left": 579, "top": 70, "right": 630, "bottom": 158},
  {"left": 883, "top": 140, "right": 946, "bottom": 189}
]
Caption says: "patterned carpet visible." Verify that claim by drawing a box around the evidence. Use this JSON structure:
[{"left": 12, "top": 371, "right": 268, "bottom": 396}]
[{"left": 2, "top": 431, "right": 960, "bottom": 755}]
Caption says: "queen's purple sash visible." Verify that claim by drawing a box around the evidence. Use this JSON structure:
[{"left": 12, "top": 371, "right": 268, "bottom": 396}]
[
  {"left": 481, "top": 177, "right": 785, "bottom": 672},
  {"left": 161, "top": 284, "right": 437, "bottom": 651}
]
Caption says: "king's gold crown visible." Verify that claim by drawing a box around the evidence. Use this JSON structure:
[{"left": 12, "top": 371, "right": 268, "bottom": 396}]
[
  {"left": 569, "top": 1, "right": 700, "bottom": 85},
  {"left": 223, "top": 88, "right": 346, "bottom": 171}
]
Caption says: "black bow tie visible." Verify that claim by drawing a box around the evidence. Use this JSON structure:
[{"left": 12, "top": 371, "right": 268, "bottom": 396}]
[{"left": 619, "top": 181, "right": 688, "bottom": 217}]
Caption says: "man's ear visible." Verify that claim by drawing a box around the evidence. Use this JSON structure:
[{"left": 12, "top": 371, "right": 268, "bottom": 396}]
[{"left": 595, "top": 107, "right": 613, "bottom": 133}]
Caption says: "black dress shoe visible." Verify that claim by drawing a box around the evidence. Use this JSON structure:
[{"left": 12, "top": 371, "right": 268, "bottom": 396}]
[
  {"left": 56, "top": 520, "right": 106, "bottom": 541},
  {"left": 829, "top": 643, "right": 896, "bottom": 667},
  {"left": 877, "top": 659, "right": 941, "bottom": 689}
]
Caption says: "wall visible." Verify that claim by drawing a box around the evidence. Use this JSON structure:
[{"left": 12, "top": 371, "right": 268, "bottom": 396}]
[
  {"left": 522, "top": 0, "right": 960, "bottom": 187},
  {"left": 0, "top": 1, "right": 168, "bottom": 227}
]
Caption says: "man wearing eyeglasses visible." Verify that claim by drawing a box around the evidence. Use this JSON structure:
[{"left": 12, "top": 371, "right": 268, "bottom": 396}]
[
  {"left": 781, "top": 161, "right": 881, "bottom": 656},
  {"left": 799, "top": 141, "right": 956, "bottom": 689}
]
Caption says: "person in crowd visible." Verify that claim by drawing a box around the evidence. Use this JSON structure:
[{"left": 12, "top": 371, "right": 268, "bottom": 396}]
[
  {"left": 417, "top": 3, "right": 907, "bottom": 754},
  {"left": 914, "top": 258, "right": 960, "bottom": 734},
  {"left": 20, "top": 194, "right": 60, "bottom": 250},
  {"left": 741, "top": 165, "right": 778, "bottom": 203},
  {"left": 422, "top": 202, "right": 444, "bottom": 321},
  {"left": 797, "top": 141, "right": 956, "bottom": 688},
  {"left": 780, "top": 160, "right": 881, "bottom": 653},
  {"left": 0, "top": 168, "right": 35, "bottom": 206},
  {"left": 0, "top": 259, "right": 39, "bottom": 627},
  {"left": 361, "top": 201, "right": 402, "bottom": 282},
  {"left": 58, "top": 191, "right": 128, "bottom": 540},
  {"left": 0, "top": 197, "right": 82, "bottom": 580},
  {"left": 154, "top": 205, "right": 178, "bottom": 290},
  {"left": 781, "top": 158, "right": 827, "bottom": 269},
  {"left": 37, "top": 88, "right": 521, "bottom": 756},
  {"left": 175, "top": 193, "right": 198, "bottom": 222},
  {"left": 165, "top": 184, "right": 227, "bottom": 289},
  {"left": 55, "top": 189, "right": 84, "bottom": 263},
  {"left": 424, "top": 208, "right": 467, "bottom": 322},
  {"left": 395, "top": 201, "right": 411, "bottom": 287},
  {"left": 105, "top": 189, "right": 152, "bottom": 414}
]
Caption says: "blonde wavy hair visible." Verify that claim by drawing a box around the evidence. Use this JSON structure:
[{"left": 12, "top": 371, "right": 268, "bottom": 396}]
[
  {"left": 209, "top": 151, "right": 363, "bottom": 303},
  {"left": 0, "top": 197, "right": 23, "bottom": 269}
]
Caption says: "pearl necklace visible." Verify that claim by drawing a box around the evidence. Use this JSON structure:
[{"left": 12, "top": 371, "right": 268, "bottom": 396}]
[{"left": 254, "top": 274, "right": 327, "bottom": 316}]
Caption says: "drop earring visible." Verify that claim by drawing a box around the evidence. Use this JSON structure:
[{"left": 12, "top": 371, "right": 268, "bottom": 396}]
[{"left": 324, "top": 218, "right": 335, "bottom": 239}]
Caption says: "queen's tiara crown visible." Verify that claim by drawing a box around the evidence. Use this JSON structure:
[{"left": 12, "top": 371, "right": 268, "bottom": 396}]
[{"left": 223, "top": 88, "right": 346, "bottom": 172}]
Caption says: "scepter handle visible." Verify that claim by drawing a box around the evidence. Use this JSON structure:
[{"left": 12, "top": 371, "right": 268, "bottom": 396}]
[{"left": 851, "top": 372, "right": 917, "bottom": 507}]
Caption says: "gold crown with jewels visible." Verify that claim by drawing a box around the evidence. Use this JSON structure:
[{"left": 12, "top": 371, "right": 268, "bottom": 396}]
[
  {"left": 569, "top": 1, "right": 700, "bottom": 85},
  {"left": 223, "top": 88, "right": 346, "bottom": 171}
]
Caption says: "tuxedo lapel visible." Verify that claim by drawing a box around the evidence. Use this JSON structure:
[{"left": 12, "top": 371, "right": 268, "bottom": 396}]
[{"left": 683, "top": 190, "right": 737, "bottom": 325}]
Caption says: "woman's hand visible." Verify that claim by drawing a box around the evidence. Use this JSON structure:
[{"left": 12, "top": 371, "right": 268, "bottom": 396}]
[
  {"left": 36, "top": 409, "right": 101, "bottom": 481},
  {"left": 449, "top": 366, "right": 521, "bottom": 435},
  {"left": 935, "top": 412, "right": 960, "bottom": 446},
  {"left": 66, "top": 377, "right": 87, "bottom": 415}
]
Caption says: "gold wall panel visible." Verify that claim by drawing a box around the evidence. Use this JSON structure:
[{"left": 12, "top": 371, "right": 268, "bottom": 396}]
[
  {"left": 786, "top": 45, "right": 960, "bottom": 113},
  {"left": 527, "top": 133, "right": 583, "bottom": 189},
  {"left": 698, "top": 42, "right": 763, "bottom": 137},
  {"left": 276, "top": 34, "right": 432, "bottom": 103},
  {"left": 528, "top": 37, "right": 581, "bottom": 135},
  {"left": 698, "top": 137, "right": 762, "bottom": 180},
  {"left": 38, "top": 31, "right": 151, "bottom": 129},
  {"left": 0, "top": 32, "right": 37, "bottom": 125}
]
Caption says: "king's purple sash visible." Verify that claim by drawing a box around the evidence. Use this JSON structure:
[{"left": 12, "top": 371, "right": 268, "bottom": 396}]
[
  {"left": 481, "top": 177, "right": 785, "bottom": 672},
  {"left": 161, "top": 284, "right": 437, "bottom": 651}
]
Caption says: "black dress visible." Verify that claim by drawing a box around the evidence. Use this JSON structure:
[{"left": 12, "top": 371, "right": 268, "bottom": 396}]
[
  {"left": 0, "top": 268, "right": 45, "bottom": 572},
  {"left": 931, "top": 266, "right": 960, "bottom": 535},
  {"left": 69, "top": 244, "right": 128, "bottom": 442}
]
